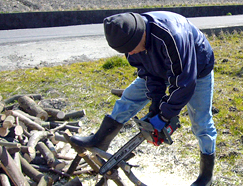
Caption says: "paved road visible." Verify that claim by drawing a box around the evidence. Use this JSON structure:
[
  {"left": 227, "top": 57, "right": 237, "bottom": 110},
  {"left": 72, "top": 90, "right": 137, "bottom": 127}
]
[{"left": 0, "top": 15, "right": 243, "bottom": 71}]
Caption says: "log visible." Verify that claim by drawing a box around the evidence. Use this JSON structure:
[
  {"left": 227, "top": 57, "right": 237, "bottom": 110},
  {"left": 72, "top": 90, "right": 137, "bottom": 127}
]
[
  {"left": 1, "top": 114, "right": 6, "bottom": 121},
  {"left": 111, "top": 89, "right": 124, "bottom": 97},
  {"left": 62, "top": 110, "right": 86, "bottom": 121},
  {"left": 0, "top": 146, "right": 30, "bottom": 186},
  {"left": 20, "top": 154, "right": 52, "bottom": 184},
  {"left": 13, "top": 152, "right": 22, "bottom": 172},
  {"left": 2, "top": 115, "right": 15, "bottom": 129},
  {"left": 44, "top": 139, "right": 57, "bottom": 157},
  {"left": 36, "top": 142, "right": 65, "bottom": 170},
  {"left": 0, "top": 127, "right": 9, "bottom": 137},
  {"left": 27, "top": 131, "right": 52, "bottom": 160},
  {"left": 49, "top": 122, "right": 81, "bottom": 133},
  {"left": 6, "top": 110, "right": 45, "bottom": 131},
  {"left": 18, "top": 96, "right": 48, "bottom": 121},
  {"left": 63, "top": 177, "right": 82, "bottom": 186},
  {"left": 37, "top": 175, "right": 52, "bottom": 186},
  {"left": 0, "top": 101, "right": 5, "bottom": 113},
  {"left": 0, "top": 173, "right": 11, "bottom": 186},
  {"left": 44, "top": 108, "right": 65, "bottom": 120},
  {"left": 4, "top": 94, "right": 42, "bottom": 105},
  {"left": 0, "top": 141, "right": 21, "bottom": 148},
  {"left": 14, "top": 110, "right": 42, "bottom": 124},
  {"left": 63, "top": 133, "right": 99, "bottom": 174},
  {"left": 50, "top": 121, "right": 82, "bottom": 127}
]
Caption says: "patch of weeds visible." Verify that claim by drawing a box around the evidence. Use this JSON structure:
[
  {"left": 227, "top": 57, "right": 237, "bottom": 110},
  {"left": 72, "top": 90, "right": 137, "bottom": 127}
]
[{"left": 102, "top": 56, "right": 130, "bottom": 69}]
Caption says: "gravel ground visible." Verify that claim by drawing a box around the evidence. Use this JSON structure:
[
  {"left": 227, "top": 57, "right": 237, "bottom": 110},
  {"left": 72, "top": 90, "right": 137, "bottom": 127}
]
[{"left": 0, "top": 0, "right": 242, "bottom": 13}]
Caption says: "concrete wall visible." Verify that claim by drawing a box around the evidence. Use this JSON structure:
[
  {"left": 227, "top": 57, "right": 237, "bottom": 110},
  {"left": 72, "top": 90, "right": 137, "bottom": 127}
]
[{"left": 1, "top": 5, "right": 243, "bottom": 30}]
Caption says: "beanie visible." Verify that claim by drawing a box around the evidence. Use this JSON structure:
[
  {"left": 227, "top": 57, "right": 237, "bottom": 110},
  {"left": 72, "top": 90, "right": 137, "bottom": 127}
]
[{"left": 103, "top": 12, "right": 145, "bottom": 53}]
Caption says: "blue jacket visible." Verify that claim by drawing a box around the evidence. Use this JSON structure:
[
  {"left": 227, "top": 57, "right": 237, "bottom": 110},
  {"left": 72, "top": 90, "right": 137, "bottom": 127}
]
[{"left": 127, "top": 11, "right": 214, "bottom": 120}]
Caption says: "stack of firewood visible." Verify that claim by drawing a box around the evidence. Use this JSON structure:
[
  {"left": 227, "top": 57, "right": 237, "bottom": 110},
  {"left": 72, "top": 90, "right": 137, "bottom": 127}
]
[{"left": 0, "top": 94, "right": 88, "bottom": 186}]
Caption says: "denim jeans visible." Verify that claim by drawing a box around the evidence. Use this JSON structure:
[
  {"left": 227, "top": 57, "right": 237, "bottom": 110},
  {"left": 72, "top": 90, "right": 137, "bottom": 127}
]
[{"left": 110, "top": 71, "right": 217, "bottom": 154}]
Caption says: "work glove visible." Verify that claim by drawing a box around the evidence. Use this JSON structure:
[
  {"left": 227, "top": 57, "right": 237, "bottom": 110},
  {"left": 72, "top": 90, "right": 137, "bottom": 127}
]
[
  {"left": 149, "top": 100, "right": 161, "bottom": 117},
  {"left": 149, "top": 114, "right": 166, "bottom": 132}
]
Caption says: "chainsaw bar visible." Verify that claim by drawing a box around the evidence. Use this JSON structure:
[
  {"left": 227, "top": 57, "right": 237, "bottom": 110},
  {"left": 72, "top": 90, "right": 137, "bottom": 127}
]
[{"left": 99, "top": 132, "right": 145, "bottom": 175}]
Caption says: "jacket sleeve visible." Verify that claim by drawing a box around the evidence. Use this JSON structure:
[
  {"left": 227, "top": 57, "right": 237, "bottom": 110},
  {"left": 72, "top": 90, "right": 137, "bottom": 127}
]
[{"left": 158, "top": 26, "right": 197, "bottom": 120}]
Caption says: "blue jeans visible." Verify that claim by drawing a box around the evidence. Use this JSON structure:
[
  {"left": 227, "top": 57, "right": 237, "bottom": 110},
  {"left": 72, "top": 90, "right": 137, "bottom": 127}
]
[{"left": 110, "top": 71, "right": 217, "bottom": 154}]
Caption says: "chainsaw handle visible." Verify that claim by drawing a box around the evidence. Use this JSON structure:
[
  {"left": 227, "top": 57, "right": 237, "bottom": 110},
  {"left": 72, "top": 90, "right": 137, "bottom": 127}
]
[{"left": 162, "top": 127, "right": 173, "bottom": 145}]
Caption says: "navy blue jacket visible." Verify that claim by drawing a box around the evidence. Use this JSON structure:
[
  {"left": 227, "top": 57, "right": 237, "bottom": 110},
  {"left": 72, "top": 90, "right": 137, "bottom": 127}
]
[{"left": 127, "top": 11, "right": 214, "bottom": 120}]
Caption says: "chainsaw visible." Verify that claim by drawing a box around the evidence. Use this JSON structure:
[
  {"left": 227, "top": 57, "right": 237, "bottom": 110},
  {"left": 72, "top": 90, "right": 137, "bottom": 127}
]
[{"left": 99, "top": 113, "right": 181, "bottom": 175}]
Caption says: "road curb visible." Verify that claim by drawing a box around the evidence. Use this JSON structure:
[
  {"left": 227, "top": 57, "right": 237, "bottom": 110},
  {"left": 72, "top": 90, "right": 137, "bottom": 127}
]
[{"left": 0, "top": 5, "right": 243, "bottom": 30}]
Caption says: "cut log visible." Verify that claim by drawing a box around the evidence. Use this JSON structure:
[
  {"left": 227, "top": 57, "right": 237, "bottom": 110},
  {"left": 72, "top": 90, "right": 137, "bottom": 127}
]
[
  {"left": 111, "top": 89, "right": 124, "bottom": 97},
  {"left": 36, "top": 142, "right": 65, "bottom": 170},
  {"left": 63, "top": 177, "right": 82, "bottom": 186},
  {"left": 4, "top": 94, "right": 42, "bottom": 105},
  {"left": 50, "top": 121, "right": 82, "bottom": 127},
  {"left": 44, "top": 108, "right": 65, "bottom": 120},
  {"left": 62, "top": 110, "right": 86, "bottom": 121},
  {"left": 44, "top": 139, "right": 57, "bottom": 157},
  {"left": 2, "top": 115, "right": 15, "bottom": 129},
  {"left": 0, "top": 114, "right": 6, "bottom": 121},
  {"left": 19, "top": 155, "right": 51, "bottom": 184},
  {"left": 0, "top": 173, "right": 11, "bottom": 186},
  {"left": 13, "top": 152, "right": 22, "bottom": 172},
  {"left": 37, "top": 175, "right": 52, "bottom": 186},
  {"left": 18, "top": 96, "right": 48, "bottom": 121},
  {"left": 27, "top": 131, "right": 52, "bottom": 160},
  {"left": 0, "top": 127, "right": 9, "bottom": 137},
  {"left": 0, "top": 101, "right": 5, "bottom": 113},
  {"left": 14, "top": 110, "right": 42, "bottom": 124},
  {"left": 0, "top": 146, "right": 30, "bottom": 186},
  {"left": 0, "top": 141, "right": 21, "bottom": 148},
  {"left": 6, "top": 110, "right": 45, "bottom": 131}
]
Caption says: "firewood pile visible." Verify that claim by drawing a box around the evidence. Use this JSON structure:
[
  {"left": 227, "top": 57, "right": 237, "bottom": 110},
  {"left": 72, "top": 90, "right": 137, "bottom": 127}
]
[
  {"left": 0, "top": 94, "right": 89, "bottom": 186},
  {"left": 0, "top": 90, "right": 145, "bottom": 186}
]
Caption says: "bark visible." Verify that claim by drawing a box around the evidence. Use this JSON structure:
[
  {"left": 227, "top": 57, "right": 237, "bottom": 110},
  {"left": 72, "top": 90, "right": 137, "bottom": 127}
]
[
  {"left": 44, "top": 108, "right": 65, "bottom": 120},
  {"left": 44, "top": 139, "right": 57, "bottom": 157},
  {"left": 0, "top": 146, "right": 30, "bottom": 186},
  {"left": 27, "top": 131, "right": 52, "bottom": 160},
  {"left": 6, "top": 110, "right": 45, "bottom": 131},
  {"left": 4, "top": 94, "right": 42, "bottom": 105},
  {"left": 62, "top": 110, "right": 85, "bottom": 121},
  {"left": 18, "top": 96, "right": 48, "bottom": 121},
  {"left": 50, "top": 121, "right": 82, "bottom": 127},
  {"left": 20, "top": 154, "right": 52, "bottom": 184},
  {"left": 36, "top": 142, "right": 65, "bottom": 170},
  {"left": 14, "top": 110, "right": 42, "bottom": 124}
]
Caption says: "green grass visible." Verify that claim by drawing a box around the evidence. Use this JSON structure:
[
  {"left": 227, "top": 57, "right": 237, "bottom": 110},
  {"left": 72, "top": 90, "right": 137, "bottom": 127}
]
[{"left": 0, "top": 31, "right": 242, "bottom": 185}]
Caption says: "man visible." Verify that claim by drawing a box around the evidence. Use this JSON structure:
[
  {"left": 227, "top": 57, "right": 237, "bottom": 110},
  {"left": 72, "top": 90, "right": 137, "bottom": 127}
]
[{"left": 71, "top": 11, "right": 217, "bottom": 186}]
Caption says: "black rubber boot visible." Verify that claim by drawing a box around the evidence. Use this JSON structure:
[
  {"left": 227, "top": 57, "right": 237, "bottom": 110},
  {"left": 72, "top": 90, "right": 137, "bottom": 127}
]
[
  {"left": 191, "top": 152, "right": 215, "bottom": 186},
  {"left": 70, "top": 115, "right": 123, "bottom": 151}
]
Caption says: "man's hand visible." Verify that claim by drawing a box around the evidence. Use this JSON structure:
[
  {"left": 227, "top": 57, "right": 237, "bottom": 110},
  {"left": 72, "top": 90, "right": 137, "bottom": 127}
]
[
  {"left": 149, "top": 101, "right": 161, "bottom": 117},
  {"left": 149, "top": 114, "right": 166, "bottom": 132}
]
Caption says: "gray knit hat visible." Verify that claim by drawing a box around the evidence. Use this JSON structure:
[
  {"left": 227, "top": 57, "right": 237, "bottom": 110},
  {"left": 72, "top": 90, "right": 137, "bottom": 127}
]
[{"left": 103, "top": 12, "right": 145, "bottom": 53}]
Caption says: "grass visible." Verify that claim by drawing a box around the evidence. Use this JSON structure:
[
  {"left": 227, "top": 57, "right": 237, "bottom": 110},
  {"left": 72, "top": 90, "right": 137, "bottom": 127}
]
[{"left": 0, "top": 30, "right": 242, "bottom": 185}]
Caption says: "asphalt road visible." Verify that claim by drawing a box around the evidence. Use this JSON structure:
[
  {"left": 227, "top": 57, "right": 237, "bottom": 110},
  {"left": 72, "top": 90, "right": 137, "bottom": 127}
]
[{"left": 0, "top": 15, "right": 243, "bottom": 71}]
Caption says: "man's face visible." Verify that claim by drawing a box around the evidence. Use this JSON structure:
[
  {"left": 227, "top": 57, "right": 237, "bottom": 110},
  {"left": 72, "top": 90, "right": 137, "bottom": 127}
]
[{"left": 128, "top": 32, "right": 146, "bottom": 55}]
